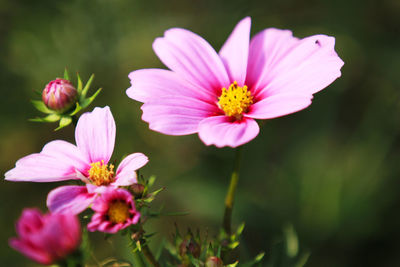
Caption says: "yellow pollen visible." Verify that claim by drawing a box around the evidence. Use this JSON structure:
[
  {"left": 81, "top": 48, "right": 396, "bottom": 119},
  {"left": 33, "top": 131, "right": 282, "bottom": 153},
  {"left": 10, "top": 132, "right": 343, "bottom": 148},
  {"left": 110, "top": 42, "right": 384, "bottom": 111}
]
[
  {"left": 88, "top": 160, "right": 115, "bottom": 186},
  {"left": 108, "top": 201, "right": 130, "bottom": 224},
  {"left": 218, "top": 81, "right": 253, "bottom": 119}
]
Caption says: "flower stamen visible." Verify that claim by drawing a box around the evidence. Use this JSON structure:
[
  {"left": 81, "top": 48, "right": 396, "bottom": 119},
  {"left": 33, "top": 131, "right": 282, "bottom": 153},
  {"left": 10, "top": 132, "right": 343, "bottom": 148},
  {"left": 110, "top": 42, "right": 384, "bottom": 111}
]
[
  {"left": 88, "top": 160, "right": 115, "bottom": 186},
  {"left": 218, "top": 81, "right": 253, "bottom": 120},
  {"left": 107, "top": 201, "right": 130, "bottom": 224}
]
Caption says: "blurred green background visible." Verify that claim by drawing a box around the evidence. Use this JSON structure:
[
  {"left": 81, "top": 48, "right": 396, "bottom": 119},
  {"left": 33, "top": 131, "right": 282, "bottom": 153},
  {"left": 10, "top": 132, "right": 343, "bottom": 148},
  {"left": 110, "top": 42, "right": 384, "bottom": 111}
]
[{"left": 1, "top": 0, "right": 400, "bottom": 266}]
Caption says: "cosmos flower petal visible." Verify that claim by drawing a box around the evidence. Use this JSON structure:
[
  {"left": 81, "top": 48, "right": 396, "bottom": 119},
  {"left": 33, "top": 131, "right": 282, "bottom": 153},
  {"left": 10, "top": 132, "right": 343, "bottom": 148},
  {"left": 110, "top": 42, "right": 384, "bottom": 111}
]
[
  {"left": 153, "top": 28, "right": 230, "bottom": 92},
  {"left": 47, "top": 185, "right": 96, "bottom": 214},
  {"left": 5, "top": 150, "right": 80, "bottom": 182},
  {"left": 247, "top": 93, "right": 313, "bottom": 119},
  {"left": 75, "top": 106, "right": 116, "bottom": 164},
  {"left": 114, "top": 153, "right": 149, "bottom": 186},
  {"left": 9, "top": 238, "right": 53, "bottom": 265},
  {"left": 219, "top": 17, "right": 251, "bottom": 85},
  {"left": 246, "top": 28, "right": 299, "bottom": 93},
  {"left": 250, "top": 33, "right": 344, "bottom": 98},
  {"left": 127, "top": 69, "right": 215, "bottom": 103},
  {"left": 198, "top": 116, "right": 260, "bottom": 148},
  {"left": 141, "top": 95, "right": 219, "bottom": 135},
  {"left": 41, "top": 140, "right": 89, "bottom": 173}
]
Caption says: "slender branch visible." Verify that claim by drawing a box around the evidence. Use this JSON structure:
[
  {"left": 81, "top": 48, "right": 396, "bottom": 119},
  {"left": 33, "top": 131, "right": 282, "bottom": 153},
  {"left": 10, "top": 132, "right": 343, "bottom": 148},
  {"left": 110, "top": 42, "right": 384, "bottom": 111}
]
[
  {"left": 142, "top": 244, "right": 160, "bottom": 267},
  {"left": 222, "top": 146, "right": 243, "bottom": 235},
  {"left": 71, "top": 115, "right": 78, "bottom": 127},
  {"left": 131, "top": 249, "right": 146, "bottom": 267}
]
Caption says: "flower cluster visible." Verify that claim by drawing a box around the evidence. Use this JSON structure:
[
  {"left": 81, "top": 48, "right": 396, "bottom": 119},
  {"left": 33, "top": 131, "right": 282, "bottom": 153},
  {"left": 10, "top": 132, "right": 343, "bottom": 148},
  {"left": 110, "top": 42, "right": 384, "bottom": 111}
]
[{"left": 5, "top": 16, "right": 343, "bottom": 266}]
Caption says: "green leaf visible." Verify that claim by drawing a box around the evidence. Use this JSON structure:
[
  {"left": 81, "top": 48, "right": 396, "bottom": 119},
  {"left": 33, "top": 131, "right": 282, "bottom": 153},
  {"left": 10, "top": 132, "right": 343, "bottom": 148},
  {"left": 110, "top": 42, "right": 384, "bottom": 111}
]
[
  {"left": 160, "top": 211, "right": 190, "bottom": 216},
  {"left": 31, "top": 100, "right": 53, "bottom": 114},
  {"left": 155, "top": 238, "right": 166, "bottom": 260},
  {"left": 64, "top": 68, "right": 70, "bottom": 80},
  {"left": 236, "top": 222, "right": 245, "bottom": 236},
  {"left": 55, "top": 116, "right": 72, "bottom": 130},
  {"left": 295, "top": 252, "right": 311, "bottom": 267},
  {"left": 81, "top": 74, "right": 95, "bottom": 98},
  {"left": 228, "top": 241, "right": 239, "bottom": 250},
  {"left": 226, "top": 261, "right": 239, "bottom": 267},
  {"left": 284, "top": 224, "right": 299, "bottom": 258},
  {"left": 136, "top": 240, "right": 142, "bottom": 252},
  {"left": 147, "top": 175, "right": 156, "bottom": 188},
  {"left": 143, "top": 187, "right": 165, "bottom": 203}
]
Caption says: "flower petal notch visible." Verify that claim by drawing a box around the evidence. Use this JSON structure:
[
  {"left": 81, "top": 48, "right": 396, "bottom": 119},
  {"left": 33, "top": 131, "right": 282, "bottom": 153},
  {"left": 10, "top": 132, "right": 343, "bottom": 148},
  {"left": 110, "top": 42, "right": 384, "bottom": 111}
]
[
  {"left": 127, "top": 17, "right": 344, "bottom": 148},
  {"left": 5, "top": 106, "right": 149, "bottom": 214}
]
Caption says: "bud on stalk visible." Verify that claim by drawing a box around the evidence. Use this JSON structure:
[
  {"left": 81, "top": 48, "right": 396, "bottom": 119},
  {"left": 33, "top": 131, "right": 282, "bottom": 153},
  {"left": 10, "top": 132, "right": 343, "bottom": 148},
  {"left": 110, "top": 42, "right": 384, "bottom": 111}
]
[
  {"left": 42, "top": 78, "right": 77, "bottom": 112},
  {"left": 205, "top": 256, "right": 224, "bottom": 267}
]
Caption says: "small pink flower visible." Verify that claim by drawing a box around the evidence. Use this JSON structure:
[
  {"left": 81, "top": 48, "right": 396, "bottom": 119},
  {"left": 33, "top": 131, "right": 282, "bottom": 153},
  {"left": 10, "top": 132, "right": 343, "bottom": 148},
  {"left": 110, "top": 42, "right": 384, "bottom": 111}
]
[
  {"left": 5, "top": 106, "right": 148, "bottom": 214},
  {"left": 42, "top": 78, "right": 77, "bottom": 112},
  {"left": 87, "top": 188, "right": 140, "bottom": 233},
  {"left": 9, "top": 208, "right": 81, "bottom": 265},
  {"left": 127, "top": 17, "right": 344, "bottom": 148}
]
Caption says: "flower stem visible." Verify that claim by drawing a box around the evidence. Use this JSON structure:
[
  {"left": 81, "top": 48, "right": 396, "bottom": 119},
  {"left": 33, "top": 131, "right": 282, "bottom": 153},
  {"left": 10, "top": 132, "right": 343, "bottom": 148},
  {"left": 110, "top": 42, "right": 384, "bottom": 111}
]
[
  {"left": 142, "top": 245, "right": 160, "bottom": 267},
  {"left": 222, "top": 146, "right": 243, "bottom": 235},
  {"left": 132, "top": 250, "right": 146, "bottom": 267}
]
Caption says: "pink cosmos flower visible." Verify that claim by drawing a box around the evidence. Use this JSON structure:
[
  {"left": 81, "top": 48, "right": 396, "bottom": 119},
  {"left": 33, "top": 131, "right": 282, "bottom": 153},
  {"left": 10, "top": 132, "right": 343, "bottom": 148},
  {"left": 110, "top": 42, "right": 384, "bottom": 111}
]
[
  {"left": 5, "top": 106, "right": 148, "bottom": 214},
  {"left": 9, "top": 208, "right": 81, "bottom": 265},
  {"left": 87, "top": 188, "right": 140, "bottom": 233},
  {"left": 127, "top": 17, "right": 344, "bottom": 147}
]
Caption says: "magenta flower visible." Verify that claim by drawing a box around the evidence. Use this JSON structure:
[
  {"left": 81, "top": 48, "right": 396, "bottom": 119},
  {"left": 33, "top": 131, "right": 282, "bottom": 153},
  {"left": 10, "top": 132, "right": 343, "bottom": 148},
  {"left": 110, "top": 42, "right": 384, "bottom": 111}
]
[
  {"left": 87, "top": 188, "right": 140, "bottom": 233},
  {"left": 127, "top": 17, "right": 344, "bottom": 147},
  {"left": 5, "top": 106, "right": 148, "bottom": 214},
  {"left": 9, "top": 208, "right": 81, "bottom": 265}
]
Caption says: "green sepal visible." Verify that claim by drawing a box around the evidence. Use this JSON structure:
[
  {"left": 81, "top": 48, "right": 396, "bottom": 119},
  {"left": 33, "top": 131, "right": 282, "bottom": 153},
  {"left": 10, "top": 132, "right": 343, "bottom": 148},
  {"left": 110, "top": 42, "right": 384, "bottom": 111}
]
[
  {"left": 69, "top": 102, "right": 83, "bottom": 116},
  {"left": 31, "top": 100, "right": 53, "bottom": 114},
  {"left": 63, "top": 68, "right": 70, "bottom": 80},
  {"left": 80, "top": 87, "right": 102, "bottom": 108},
  {"left": 76, "top": 73, "right": 83, "bottom": 94},
  {"left": 81, "top": 74, "right": 95, "bottom": 99},
  {"left": 55, "top": 116, "right": 72, "bottom": 131},
  {"left": 240, "top": 252, "right": 265, "bottom": 267},
  {"left": 30, "top": 113, "right": 60, "bottom": 123}
]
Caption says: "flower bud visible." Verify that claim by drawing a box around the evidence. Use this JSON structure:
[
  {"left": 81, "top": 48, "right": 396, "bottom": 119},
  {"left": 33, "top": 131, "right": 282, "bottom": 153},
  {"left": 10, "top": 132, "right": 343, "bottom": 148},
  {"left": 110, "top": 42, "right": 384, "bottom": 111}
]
[
  {"left": 179, "top": 239, "right": 201, "bottom": 258},
  {"left": 42, "top": 78, "right": 77, "bottom": 112},
  {"left": 205, "top": 256, "right": 224, "bottom": 267},
  {"left": 130, "top": 183, "right": 145, "bottom": 199},
  {"left": 9, "top": 208, "right": 81, "bottom": 265}
]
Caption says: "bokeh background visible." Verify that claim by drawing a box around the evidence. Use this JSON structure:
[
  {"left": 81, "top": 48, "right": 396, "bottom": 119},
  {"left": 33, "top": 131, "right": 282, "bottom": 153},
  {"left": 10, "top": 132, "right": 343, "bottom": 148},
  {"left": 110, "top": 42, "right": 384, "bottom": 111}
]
[{"left": 1, "top": 0, "right": 399, "bottom": 266}]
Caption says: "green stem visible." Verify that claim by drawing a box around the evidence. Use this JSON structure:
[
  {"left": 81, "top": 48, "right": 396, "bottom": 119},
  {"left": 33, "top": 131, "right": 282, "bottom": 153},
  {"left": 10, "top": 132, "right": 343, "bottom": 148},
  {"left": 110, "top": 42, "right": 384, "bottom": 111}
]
[
  {"left": 222, "top": 146, "right": 243, "bottom": 235},
  {"left": 142, "top": 245, "right": 160, "bottom": 267},
  {"left": 71, "top": 115, "right": 78, "bottom": 127},
  {"left": 132, "top": 249, "right": 146, "bottom": 267}
]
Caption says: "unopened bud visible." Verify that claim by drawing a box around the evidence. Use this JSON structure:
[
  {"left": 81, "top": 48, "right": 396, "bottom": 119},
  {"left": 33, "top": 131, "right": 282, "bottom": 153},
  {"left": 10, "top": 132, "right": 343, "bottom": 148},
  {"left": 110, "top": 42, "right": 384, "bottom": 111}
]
[
  {"left": 42, "top": 78, "right": 77, "bottom": 112},
  {"left": 205, "top": 256, "right": 223, "bottom": 267},
  {"left": 179, "top": 239, "right": 201, "bottom": 258},
  {"left": 130, "top": 183, "right": 145, "bottom": 199}
]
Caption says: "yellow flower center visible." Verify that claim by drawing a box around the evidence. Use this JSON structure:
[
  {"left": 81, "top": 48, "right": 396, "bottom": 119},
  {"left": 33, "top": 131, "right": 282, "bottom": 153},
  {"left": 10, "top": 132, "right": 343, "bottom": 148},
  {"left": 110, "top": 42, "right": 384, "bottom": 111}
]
[
  {"left": 88, "top": 160, "right": 115, "bottom": 186},
  {"left": 108, "top": 201, "right": 130, "bottom": 224},
  {"left": 218, "top": 81, "right": 253, "bottom": 120}
]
